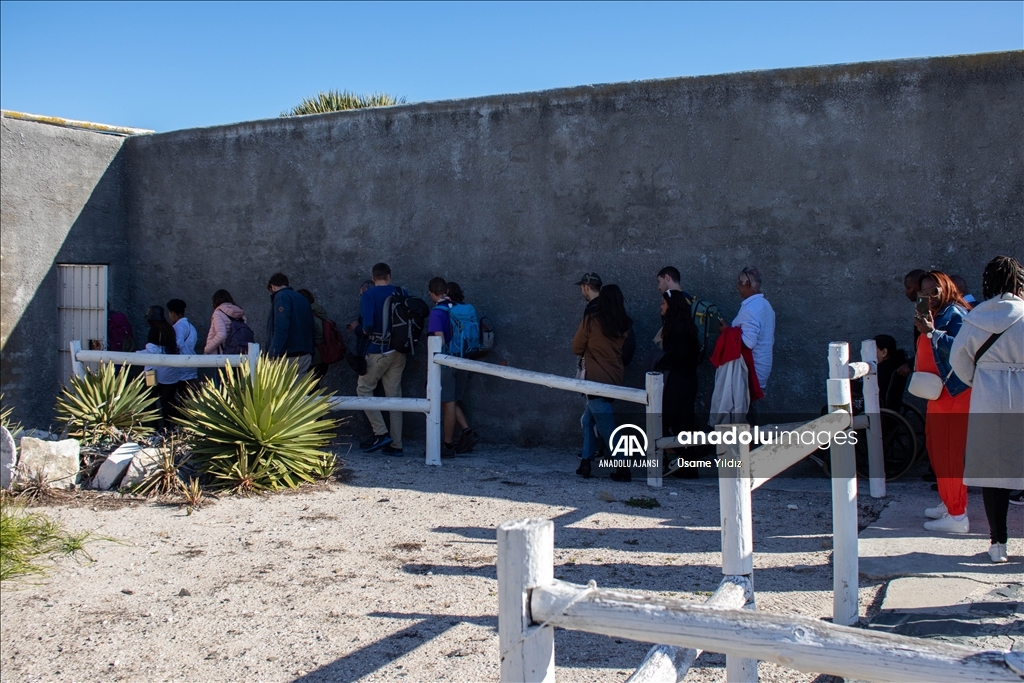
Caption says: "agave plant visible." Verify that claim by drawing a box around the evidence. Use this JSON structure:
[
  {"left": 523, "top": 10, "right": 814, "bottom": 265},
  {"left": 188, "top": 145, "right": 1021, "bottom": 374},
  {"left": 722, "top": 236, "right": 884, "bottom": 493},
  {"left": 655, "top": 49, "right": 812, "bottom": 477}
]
[
  {"left": 176, "top": 356, "right": 338, "bottom": 491},
  {"left": 282, "top": 90, "right": 406, "bottom": 117},
  {"left": 54, "top": 363, "right": 160, "bottom": 445}
]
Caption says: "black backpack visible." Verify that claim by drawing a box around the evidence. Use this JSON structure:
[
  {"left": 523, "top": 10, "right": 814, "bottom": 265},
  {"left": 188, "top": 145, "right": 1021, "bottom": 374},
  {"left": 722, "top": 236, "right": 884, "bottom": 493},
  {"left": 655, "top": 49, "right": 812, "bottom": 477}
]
[
  {"left": 223, "top": 316, "right": 255, "bottom": 354},
  {"left": 382, "top": 287, "right": 430, "bottom": 355}
]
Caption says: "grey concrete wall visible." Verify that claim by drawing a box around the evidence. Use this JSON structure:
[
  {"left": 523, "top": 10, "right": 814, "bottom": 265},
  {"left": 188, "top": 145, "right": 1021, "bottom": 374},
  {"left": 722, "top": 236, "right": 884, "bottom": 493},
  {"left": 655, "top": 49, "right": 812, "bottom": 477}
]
[
  {"left": 6, "top": 52, "right": 1023, "bottom": 445},
  {"left": 1, "top": 117, "right": 132, "bottom": 428}
]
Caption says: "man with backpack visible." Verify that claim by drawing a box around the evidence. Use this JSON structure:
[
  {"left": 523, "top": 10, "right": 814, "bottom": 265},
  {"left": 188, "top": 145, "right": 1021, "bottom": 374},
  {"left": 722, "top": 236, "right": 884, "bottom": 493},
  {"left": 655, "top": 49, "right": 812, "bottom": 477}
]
[
  {"left": 266, "top": 272, "right": 315, "bottom": 376},
  {"left": 427, "top": 277, "right": 481, "bottom": 458},
  {"left": 357, "top": 263, "right": 423, "bottom": 455}
]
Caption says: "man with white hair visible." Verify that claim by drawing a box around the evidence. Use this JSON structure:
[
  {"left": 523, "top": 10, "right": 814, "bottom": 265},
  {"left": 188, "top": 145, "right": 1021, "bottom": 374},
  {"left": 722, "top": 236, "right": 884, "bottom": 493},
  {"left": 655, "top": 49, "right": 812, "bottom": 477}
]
[{"left": 719, "top": 267, "right": 776, "bottom": 423}]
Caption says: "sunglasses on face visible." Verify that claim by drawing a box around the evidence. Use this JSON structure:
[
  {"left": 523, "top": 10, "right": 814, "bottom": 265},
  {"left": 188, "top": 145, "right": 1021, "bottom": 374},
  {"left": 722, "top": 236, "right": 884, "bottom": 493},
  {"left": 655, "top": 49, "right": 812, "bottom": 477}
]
[{"left": 919, "top": 287, "right": 940, "bottom": 298}]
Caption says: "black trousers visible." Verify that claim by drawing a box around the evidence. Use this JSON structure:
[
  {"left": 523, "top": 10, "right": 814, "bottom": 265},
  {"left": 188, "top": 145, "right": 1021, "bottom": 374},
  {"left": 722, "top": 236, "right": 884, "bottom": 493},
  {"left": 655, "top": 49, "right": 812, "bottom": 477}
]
[
  {"left": 982, "top": 487, "right": 1011, "bottom": 544},
  {"left": 156, "top": 383, "right": 178, "bottom": 428}
]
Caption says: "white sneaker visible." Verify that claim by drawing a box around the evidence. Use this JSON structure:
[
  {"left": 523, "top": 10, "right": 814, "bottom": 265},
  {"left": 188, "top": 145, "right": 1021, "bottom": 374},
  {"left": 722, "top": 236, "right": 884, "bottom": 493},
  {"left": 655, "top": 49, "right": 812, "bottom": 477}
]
[
  {"left": 923, "top": 513, "right": 970, "bottom": 534},
  {"left": 925, "top": 501, "right": 948, "bottom": 519},
  {"left": 989, "top": 543, "right": 1009, "bottom": 563}
]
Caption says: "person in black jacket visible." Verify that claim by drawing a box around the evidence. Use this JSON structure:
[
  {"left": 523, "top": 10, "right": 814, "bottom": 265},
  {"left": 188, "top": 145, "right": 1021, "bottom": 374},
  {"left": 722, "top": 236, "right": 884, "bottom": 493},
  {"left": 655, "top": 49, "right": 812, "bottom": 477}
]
[
  {"left": 873, "top": 334, "right": 909, "bottom": 412},
  {"left": 656, "top": 290, "right": 701, "bottom": 476}
]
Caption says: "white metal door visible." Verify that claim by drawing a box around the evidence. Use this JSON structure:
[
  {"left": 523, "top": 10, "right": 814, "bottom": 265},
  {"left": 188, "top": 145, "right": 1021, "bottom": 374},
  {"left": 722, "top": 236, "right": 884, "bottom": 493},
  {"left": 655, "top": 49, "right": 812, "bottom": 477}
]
[{"left": 57, "top": 264, "right": 108, "bottom": 385}]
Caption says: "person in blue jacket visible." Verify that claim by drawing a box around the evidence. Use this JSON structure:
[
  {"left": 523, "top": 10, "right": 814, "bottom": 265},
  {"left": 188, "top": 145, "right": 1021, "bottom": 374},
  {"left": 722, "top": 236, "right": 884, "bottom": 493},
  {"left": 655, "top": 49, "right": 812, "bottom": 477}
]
[{"left": 265, "top": 272, "right": 315, "bottom": 376}]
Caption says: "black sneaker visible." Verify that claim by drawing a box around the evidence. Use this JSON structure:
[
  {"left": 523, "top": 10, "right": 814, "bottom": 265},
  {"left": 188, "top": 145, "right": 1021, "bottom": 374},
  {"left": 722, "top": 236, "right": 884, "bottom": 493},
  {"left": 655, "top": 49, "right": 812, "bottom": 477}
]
[
  {"left": 381, "top": 444, "right": 404, "bottom": 457},
  {"left": 1009, "top": 491, "right": 1024, "bottom": 506},
  {"left": 362, "top": 435, "right": 393, "bottom": 452},
  {"left": 441, "top": 443, "right": 456, "bottom": 459},
  {"left": 455, "top": 428, "right": 480, "bottom": 454},
  {"left": 610, "top": 466, "right": 632, "bottom": 482},
  {"left": 575, "top": 459, "right": 592, "bottom": 479}
]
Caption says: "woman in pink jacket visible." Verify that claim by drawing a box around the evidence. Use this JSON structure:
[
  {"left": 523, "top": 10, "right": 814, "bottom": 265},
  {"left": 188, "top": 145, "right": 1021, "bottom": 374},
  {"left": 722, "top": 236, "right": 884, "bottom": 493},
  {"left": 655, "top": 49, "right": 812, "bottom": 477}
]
[{"left": 204, "top": 289, "right": 247, "bottom": 354}]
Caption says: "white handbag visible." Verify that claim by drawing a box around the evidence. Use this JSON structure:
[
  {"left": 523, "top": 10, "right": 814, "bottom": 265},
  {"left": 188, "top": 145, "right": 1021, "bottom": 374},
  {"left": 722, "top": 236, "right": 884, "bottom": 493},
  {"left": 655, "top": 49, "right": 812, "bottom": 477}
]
[{"left": 907, "top": 371, "right": 943, "bottom": 401}]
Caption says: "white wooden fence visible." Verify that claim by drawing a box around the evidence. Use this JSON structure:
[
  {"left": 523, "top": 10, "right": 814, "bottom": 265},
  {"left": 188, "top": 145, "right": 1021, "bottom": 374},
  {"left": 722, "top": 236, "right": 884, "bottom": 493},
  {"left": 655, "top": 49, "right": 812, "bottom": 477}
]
[
  {"left": 498, "top": 518, "right": 1024, "bottom": 683},
  {"left": 70, "top": 340, "right": 260, "bottom": 380}
]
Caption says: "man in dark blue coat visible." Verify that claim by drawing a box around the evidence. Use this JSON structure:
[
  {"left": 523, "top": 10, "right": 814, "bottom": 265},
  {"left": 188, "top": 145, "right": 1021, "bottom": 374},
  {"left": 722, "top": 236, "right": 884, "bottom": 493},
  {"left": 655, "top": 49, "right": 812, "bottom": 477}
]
[{"left": 266, "top": 272, "right": 315, "bottom": 376}]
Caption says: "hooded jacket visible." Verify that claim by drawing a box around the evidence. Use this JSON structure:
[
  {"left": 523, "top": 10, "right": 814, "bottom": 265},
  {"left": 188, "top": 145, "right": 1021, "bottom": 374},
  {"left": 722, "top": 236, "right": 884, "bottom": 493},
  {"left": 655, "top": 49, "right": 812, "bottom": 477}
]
[
  {"left": 950, "top": 293, "right": 1024, "bottom": 489},
  {"left": 205, "top": 303, "right": 247, "bottom": 354}
]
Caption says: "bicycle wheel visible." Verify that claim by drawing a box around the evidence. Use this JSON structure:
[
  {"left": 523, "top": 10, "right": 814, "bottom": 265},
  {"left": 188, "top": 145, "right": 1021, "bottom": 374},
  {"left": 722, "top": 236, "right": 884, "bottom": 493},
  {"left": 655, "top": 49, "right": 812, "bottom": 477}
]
[{"left": 854, "top": 408, "right": 918, "bottom": 481}]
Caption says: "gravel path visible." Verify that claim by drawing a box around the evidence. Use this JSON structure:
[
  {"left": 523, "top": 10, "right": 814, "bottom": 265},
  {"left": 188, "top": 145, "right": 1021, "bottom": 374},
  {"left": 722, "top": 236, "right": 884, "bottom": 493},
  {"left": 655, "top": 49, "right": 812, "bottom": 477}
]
[{"left": 2, "top": 444, "right": 878, "bottom": 682}]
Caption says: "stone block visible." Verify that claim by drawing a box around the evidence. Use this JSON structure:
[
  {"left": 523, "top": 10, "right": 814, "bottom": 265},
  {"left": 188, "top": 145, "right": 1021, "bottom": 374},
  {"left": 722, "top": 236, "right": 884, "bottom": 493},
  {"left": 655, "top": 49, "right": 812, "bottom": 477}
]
[
  {"left": 16, "top": 437, "right": 80, "bottom": 488},
  {"left": 1, "top": 425, "right": 15, "bottom": 490},
  {"left": 94, "top": 442, "right": 140, "bottom": 490},
  {"left": 121, "top": 447, "right": 162, "bottom": 489}
]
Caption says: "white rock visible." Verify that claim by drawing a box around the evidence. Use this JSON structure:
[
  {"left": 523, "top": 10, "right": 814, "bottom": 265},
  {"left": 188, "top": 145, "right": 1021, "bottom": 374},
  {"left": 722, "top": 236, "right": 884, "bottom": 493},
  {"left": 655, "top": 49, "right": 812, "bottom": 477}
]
[
  {"left": 15, "top": 428, "right": 58, "bottom": 446},
  {"left": 94, "top": 442, "right": 141, "bottom": 490},
  {"left": 1, "top": 425, "right": 16, "bottom": 490},
  {"left": 16, "top": 437, "right": 80, "bottom": 488},
  {"left": 121, "top": 447, "right": 163, "bottom": 489}
]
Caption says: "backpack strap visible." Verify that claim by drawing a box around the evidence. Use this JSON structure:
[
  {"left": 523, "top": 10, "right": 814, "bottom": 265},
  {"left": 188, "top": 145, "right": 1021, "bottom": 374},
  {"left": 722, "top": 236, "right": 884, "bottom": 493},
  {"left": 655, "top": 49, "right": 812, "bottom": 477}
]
[{"left": 974, "top": 330, "right": 1004, "bottom": 363}]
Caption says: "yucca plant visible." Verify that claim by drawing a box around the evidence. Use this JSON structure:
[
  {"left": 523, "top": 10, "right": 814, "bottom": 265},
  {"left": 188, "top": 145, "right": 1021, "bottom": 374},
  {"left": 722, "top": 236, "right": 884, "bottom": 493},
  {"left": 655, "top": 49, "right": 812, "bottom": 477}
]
[
  {"left": 176, "top": 356, "right": 338, "bottom": 492},
  {"left": 0, "top": 393, "right": 21, "bottom": 436},
  {"left": 54, "top": 363, "right": 160, "bottom": 445},
  {"left": 282, "top": 89, "right": 406, "bottom": 116},
  {"left": 131, "top": 436, "right": 189, "bottom": 496}
]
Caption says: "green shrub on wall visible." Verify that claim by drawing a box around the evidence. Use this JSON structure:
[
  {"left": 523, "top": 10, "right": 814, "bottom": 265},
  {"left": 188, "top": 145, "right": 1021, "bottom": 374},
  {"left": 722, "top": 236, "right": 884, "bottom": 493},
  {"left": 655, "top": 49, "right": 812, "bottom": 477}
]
[
  {"left": 282, "top": 89, "right": 405, "bottom": 116},
  {"left": 176, "top": 357, "right": 337, "bottom": 493}
]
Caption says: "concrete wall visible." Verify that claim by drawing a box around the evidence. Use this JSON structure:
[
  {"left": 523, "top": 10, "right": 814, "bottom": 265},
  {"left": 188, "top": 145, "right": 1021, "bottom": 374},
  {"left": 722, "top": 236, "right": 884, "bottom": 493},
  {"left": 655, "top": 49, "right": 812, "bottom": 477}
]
[
  {"left": 123, "top": 52, "right": 1023, "bottom": 446},
  {"left": 1, "top": 117, "right": 132, "bottom": 429},
  {"left": 3, "top": 52, "right": 1022, "bottom": 443}
]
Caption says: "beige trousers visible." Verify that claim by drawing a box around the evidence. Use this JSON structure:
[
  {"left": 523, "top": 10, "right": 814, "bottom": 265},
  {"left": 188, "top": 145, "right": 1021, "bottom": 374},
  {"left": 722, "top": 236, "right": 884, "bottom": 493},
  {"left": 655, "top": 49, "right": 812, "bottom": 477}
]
[{"left": 356, "top": 352, "right": 407, "bottom": 448}]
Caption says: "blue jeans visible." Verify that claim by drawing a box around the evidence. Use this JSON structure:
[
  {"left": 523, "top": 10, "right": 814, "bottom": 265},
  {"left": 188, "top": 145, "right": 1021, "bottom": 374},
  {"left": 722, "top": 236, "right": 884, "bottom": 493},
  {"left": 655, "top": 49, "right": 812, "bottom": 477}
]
[{"left": 582, "top": 398, "right": 618, "bottom": 461}]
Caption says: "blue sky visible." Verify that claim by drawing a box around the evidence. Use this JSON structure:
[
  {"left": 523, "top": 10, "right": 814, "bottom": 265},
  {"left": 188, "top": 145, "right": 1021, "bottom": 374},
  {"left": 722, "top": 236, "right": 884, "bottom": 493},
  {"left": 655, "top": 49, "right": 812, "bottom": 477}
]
[{"left": 1, "top": 1, "right": 1021, "bottom": 132}]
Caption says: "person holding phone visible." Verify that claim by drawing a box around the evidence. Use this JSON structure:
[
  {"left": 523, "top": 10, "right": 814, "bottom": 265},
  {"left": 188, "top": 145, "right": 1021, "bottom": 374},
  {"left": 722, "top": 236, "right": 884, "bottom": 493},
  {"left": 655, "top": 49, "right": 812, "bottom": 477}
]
[{"left": 913, "top": 270, "right": 972, "bottom": 534}]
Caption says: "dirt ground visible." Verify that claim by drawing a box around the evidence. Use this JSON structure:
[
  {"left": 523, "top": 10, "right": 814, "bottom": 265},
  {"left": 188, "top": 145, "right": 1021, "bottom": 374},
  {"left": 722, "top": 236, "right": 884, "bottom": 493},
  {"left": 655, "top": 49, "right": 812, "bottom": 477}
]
[{"left": 1, "top": 443, "right": 881, "bottom": 682}]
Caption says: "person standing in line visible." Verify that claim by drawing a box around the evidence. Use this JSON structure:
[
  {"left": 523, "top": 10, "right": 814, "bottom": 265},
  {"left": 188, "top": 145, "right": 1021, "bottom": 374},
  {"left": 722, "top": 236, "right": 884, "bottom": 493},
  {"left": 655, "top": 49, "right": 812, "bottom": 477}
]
[
  {"left": 298, "top": 289, "right": 330, "bottom": 388},
  {"left": 357, "top": 263, "right": 407, "bottom": 455},
  {"left": 138, "top": 306, "right": 179, "bottom": 429},
  {"left": 898, "top": 269, "right": 928, "bottom": 379},
  {"left": 720, "top": 266, "right": 775, "bottom": 424},
  {"left": 572, "top": 274, "right": 632, "bottom": 480},
  {"left": 426, "top": 277, "right": 476, "bottom": 458},
  {"left": 444, "top": 281, "right": 480, "bottom": 454},
  {"left": 204, "top": 289, "right": 248, "bottom": 354},
  {"left": 265, "top": 272, "right": 315, "bottom": 376},
  {"left": 951, "top": 274, "right": 978, "bottom": 308},
  {"left": 166, "top": 299, "right": 199, "bottom": 402},
  {"left": 656, "top": 289, "right": 701, "bottom": 477},
  {"left": 950, "top": 256, "right": 1024, "bottom": 562},
  {"left": 656, "top": 266, "right": 694, "bottom": 301},
  {"left": 915, "top": 270, "right": 973, "bottom": 534}
]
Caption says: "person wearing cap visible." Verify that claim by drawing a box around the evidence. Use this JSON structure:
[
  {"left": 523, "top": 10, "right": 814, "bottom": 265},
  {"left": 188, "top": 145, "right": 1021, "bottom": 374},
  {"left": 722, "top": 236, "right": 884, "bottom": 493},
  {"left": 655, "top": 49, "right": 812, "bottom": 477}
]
[
  {"left": 137, "top": 305, "right": 180, "bottom": 428},
  {"left": 572, "top": 273, "right": 634, "bottom": 479}
]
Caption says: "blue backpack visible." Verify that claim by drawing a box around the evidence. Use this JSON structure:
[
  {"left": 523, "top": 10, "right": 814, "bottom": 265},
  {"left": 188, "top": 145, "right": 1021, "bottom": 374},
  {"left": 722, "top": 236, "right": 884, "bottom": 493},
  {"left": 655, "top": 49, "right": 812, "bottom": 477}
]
[{"left": 446, "top": 303, "right": 486, "bottom": 358}]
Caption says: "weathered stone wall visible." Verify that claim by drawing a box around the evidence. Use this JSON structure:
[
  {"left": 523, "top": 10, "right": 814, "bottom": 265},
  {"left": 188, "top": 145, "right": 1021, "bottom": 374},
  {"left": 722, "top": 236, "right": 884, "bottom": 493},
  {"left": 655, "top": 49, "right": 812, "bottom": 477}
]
[
  {"left": 1, "top": 118, "right": 131, "bottom": 428},
  {"left": 3, "top": 52, "right": 1022, "bottom": 443}
]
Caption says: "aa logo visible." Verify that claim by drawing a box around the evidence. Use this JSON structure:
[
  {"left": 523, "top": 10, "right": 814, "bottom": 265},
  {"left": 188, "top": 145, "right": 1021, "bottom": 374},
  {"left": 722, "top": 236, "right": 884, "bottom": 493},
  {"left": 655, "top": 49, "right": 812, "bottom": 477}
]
[{"left": 608, "top": 424, "right": 648, "bottom": 458}]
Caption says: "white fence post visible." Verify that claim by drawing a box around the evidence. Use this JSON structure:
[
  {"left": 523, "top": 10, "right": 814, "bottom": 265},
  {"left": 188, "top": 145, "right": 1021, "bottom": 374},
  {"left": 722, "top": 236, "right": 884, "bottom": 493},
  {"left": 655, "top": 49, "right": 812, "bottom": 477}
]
[
  {"left": 718, "top": 423, "right": 757, "bottom": 682},
  {"left": 425, "top": 335, "right": 442, "bottom": 466},
  {"left": 497, "top": 519, "right": 555, "bottom": 683},
  {"left": 829, "top": 342, "right": 859, "bottom": 627},
  {"left": 69, "top": 340, "right": 85, "bottom": 379},
  {"left": 860, "top": 339, "right": 886, "bottom": 498},
  {"left": 645, "top": 372, "right": 664, "bottom": 488},
  {"left": 247, "top": 342, "right": 260, "bottom": 382}
]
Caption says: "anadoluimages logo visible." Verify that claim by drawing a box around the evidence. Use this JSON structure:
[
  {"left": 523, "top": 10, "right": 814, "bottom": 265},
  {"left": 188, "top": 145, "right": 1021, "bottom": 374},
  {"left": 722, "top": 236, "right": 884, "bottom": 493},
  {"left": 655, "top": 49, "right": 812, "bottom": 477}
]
[{"left": 608, "top": 424, "right": 648, "bottom": 457}]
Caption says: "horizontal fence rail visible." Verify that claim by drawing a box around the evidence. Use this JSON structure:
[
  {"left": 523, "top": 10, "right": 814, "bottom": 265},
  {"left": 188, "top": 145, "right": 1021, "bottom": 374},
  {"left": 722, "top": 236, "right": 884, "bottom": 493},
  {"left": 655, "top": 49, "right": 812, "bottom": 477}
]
[
  {"left": 71, "top": 340, "right": 259, "bottom": 380},
  {"left": 329, "top": 396, "right": 431, "bottom": 414},
  {"left": 433, "top": 353, "right": 648, "bottom": 404},
  {"left": 530, "top": 579, "right": 1022, "bottom": 683}
]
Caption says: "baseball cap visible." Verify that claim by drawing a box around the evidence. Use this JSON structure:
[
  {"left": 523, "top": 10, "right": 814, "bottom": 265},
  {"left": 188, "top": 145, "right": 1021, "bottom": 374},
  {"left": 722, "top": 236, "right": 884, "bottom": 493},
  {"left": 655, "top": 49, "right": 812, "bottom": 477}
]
[{"left": 575, "top": 272, "right": 602, "bottom": 288}]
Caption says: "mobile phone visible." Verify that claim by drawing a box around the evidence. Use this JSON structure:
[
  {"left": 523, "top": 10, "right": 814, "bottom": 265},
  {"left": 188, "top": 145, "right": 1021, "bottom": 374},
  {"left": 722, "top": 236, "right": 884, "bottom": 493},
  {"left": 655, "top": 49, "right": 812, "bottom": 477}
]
[{"left": 916, "top": 296, "right": 930, "bottom": 316}]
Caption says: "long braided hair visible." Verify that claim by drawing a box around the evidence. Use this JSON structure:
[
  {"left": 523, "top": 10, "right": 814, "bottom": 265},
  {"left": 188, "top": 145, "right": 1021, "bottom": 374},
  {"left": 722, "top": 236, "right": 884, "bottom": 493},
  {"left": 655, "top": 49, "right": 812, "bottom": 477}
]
[{"left": 982, "top": 256, "right": 1024, "bottom": 299}]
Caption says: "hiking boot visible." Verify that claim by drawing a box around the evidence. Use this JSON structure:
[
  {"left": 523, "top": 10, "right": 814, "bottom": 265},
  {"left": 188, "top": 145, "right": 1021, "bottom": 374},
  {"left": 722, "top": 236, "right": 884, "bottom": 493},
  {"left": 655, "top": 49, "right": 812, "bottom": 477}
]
[
  {"left": 441, "top": 443, "right": 456, "bottom": 459},
  {"left": 455, "top": 428, "right": 480, "bottom": 454},
  {"left": 381, "top": 445, "right": 404, "bottom": 457},
  {"left": 923, "top": 514, "right": 969, "bottom": 534},
  {"left": 924, "top": 501, "right": 947, "bottom": 519},
  {"left": 362, "top": 435, "right": 393, "bottom": 452},
  {"left": 610, "top": 466, "right": 632, "bottom": 482},
  {"left": 575, "top": 459, "right": 592, "bottom": 479},
  {"left": 989, "top": 542, "right": 1009, "bottom": 563}
]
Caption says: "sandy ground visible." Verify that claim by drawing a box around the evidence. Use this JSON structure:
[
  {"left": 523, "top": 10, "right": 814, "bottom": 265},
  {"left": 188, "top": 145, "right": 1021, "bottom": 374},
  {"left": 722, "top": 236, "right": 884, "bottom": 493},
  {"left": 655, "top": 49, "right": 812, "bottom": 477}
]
[{"left": 1, "top": 443, "right": 886, "bottom": 683}]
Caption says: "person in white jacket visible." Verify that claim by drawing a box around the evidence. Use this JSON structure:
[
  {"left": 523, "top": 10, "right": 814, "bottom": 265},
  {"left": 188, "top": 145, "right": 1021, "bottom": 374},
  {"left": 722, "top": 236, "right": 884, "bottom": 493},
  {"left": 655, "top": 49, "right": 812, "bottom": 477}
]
[{"left": 950, "top": 256, "right": 1024, "bottom": 564}]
